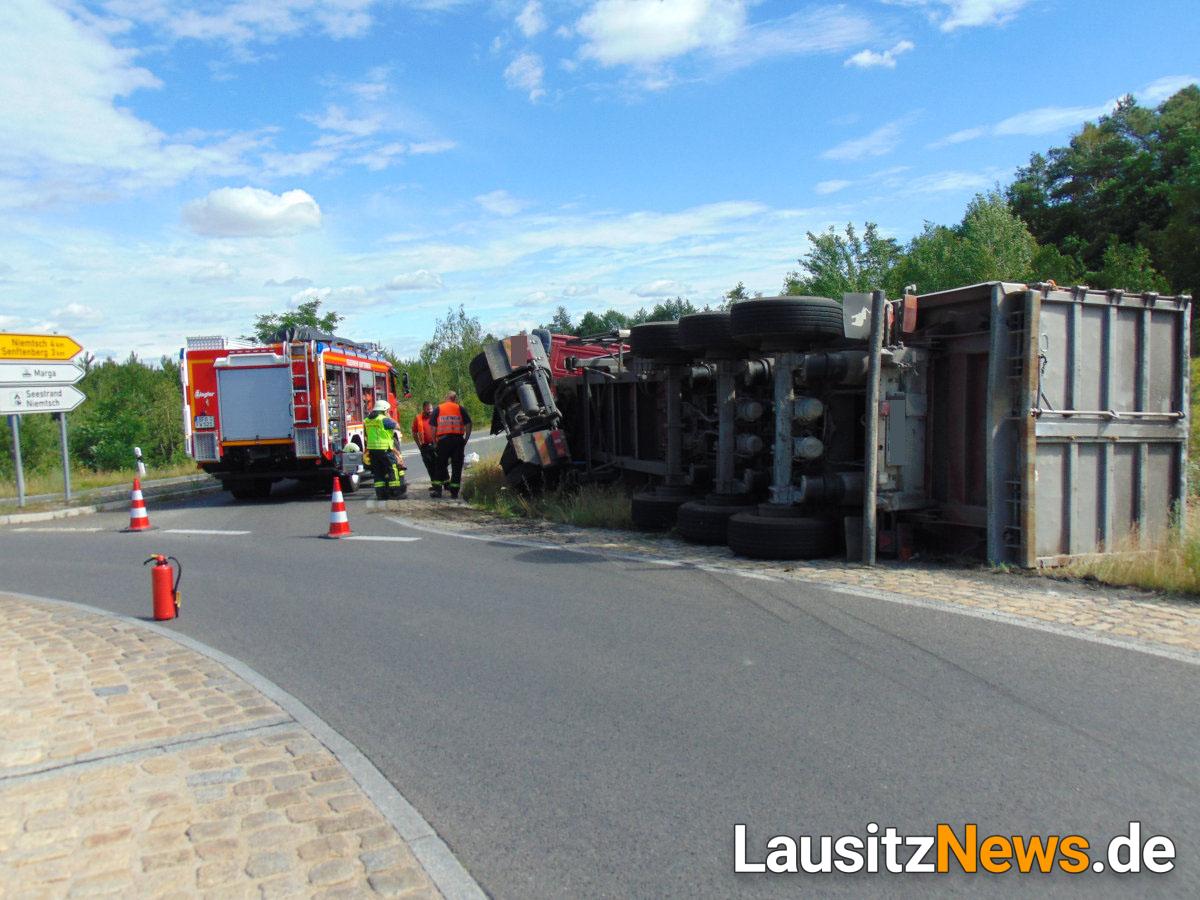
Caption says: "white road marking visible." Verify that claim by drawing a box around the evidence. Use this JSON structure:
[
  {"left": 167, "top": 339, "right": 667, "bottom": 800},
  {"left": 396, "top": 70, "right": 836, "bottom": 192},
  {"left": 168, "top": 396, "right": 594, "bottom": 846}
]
[
  {"left": 161, "top": 529, "right": 252, "bottom": 535},
  {"left": 10, "top": 527, "right": 103, "bottom": 533},
  {"left": 383, "top": 515, "right": 1200, "bottom": 667},
  {"left": 344, "top": 535, "right": 422, "bottom": 542}
]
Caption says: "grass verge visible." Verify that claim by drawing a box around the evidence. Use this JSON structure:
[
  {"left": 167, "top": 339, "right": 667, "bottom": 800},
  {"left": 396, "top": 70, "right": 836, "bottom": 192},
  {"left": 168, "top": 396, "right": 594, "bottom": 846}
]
[
  {"left": 0, "top": 461, "right": 201, "bottom": 502},
  {"left": 462, "top": 458, "right": 633, "bottom": 530},
  {"left": 1063, "top": 501, "right": 1200, "bottom": 596}
]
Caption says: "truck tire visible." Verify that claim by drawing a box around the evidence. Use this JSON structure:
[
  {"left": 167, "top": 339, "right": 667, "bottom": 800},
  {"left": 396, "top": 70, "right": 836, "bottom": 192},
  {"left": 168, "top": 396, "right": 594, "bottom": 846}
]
[
  {"left": 629, "top": 322, "right": 691, "bottom": 362},
  {"left": 726, "top": 512, "right": 835, "bottom": 560},
  {"left": 470, "top": 351, "right": 498, "bottom": 404},
  {"left": 228, "top": 478, "right": 272, "bottom": 501},
  {"left": 676, "top": 499, "right": 755, "bottom": 545},
  {"left": 339, "top": 471, "right": 359, "bottom": 494},
  {"left": 730, "top": 296, "right": 843, "bottom": 350},
  {"left": 678, "top": 312, "right": 739, "bottom": 357},
  {"left": 630, "top": 491, "right": 687, "bottom": 530}
]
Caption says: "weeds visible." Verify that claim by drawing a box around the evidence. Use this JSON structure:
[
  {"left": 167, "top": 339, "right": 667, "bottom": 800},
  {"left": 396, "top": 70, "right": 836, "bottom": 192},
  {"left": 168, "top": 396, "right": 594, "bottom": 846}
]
[
  {"left": 462, "top": 459, "right": 633, "bottom": 530},
  {"left": 0, "top": 461, "right": 200, "bottom": 502},
  {"left": 1064, "top": 501, "right": 1200, "bottom": 596}
]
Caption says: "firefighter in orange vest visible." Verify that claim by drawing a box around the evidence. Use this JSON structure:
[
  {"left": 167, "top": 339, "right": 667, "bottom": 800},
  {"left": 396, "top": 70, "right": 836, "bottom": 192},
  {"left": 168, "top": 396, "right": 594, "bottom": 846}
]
[
  {"left": 410, "top": 400, "right": 437, "bottom": 483},
  {"left": 429, "top": 391, "right": 472, "bottom": 499}
]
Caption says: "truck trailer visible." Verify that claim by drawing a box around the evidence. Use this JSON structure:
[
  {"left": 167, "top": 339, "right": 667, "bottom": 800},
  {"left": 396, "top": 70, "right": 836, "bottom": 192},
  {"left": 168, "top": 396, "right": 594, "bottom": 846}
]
[
  {"left": 471, "top": 283, "right": 1191, "bottom": 567},
  {"left": 181, "top": 327, "right": 406, "bottom": 499}
]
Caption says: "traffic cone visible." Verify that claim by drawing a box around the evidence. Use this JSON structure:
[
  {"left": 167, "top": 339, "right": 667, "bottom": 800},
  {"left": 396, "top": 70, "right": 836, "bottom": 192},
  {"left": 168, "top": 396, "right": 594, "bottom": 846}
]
[
  {"left": 324, "top": 476, "right": 352, "bottom": 538},
  {"left": 123, "top": 477, "right": 153, "bottom": 532}
]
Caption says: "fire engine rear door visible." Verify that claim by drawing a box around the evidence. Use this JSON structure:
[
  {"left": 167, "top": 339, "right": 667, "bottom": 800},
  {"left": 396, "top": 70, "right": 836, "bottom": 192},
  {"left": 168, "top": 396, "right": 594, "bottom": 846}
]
[{"left": 216, "top": 364, "right": 293, "bottom": 441}]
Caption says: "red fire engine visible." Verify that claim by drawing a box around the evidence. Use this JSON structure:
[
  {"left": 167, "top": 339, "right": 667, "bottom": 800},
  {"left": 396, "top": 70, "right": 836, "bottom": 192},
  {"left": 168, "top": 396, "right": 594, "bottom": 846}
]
[{"left": 180, "top": 327, "right": 407, "bottom": 499}]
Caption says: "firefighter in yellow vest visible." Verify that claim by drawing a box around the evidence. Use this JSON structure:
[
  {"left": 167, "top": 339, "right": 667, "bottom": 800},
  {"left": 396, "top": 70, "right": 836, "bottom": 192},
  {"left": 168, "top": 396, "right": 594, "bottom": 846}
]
[
  {"left": 364, "top": 400, "right": 406, "bottom": 499},
  {"left": 430, "top": 391, "right": 472, "bottom": 499}
]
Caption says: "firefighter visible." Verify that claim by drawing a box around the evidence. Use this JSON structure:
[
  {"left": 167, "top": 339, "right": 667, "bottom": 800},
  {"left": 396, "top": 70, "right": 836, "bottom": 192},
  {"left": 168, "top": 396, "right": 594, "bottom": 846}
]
[
  {"left": 364, "top": 399, "right": 407, "bottom": 499},
  {"left": 411, "top": 400, "right": 437, "bottom": 483},
  {"left": 430, "top": 391, "right": 472, "bottom": 499}
]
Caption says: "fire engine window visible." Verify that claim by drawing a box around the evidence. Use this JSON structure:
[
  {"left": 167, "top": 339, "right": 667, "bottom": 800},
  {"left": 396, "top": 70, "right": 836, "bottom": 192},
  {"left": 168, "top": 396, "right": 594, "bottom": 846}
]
[
  {"left": 345, "top": 370, "right": 362, "bottom": 424},
  {"left": 374, "top": 373, "right": 388, "bottom": 403}
]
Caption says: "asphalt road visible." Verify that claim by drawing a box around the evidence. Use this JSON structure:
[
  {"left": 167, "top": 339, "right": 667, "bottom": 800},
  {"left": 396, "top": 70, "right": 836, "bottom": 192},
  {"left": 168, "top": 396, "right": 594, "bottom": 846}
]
[{"left": 1, "top": 462, "right": 1197, "bottom": 898}]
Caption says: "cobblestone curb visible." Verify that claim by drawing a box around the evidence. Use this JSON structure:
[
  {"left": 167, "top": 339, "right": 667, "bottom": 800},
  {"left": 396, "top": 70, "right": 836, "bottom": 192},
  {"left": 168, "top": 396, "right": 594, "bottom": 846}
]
[
  {"left": 371, "top": 498, "right": 1200, "bottom": 663},
  {"left": 0, "top": 593, "right": 482, "bottom": 898}
]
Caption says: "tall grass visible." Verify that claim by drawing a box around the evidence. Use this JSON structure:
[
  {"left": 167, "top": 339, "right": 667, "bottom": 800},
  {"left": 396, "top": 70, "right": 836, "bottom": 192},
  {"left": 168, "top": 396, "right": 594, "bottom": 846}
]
[
  {"left": 0, "top": 460, "right": 200, "bottom": 501},
  {"left": 461, "top": 459, "right": 633, "bottom": 529},
  {"left": 1065, "top": 501, "right": 1200, "bottom": 596}
]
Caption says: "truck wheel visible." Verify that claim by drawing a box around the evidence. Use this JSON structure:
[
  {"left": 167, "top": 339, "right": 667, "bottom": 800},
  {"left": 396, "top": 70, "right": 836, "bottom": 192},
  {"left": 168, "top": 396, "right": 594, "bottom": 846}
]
[
  {"left": 676, "top": 499, "right": 755, "bottom": 544},
  {"left": 630, "top": 491, "right": 687, "bottom": 530},
  {"left": 251, "top": 478, "right": 273, "bottom": 499},
  {"left": 469, "top": 352, "right": 498, "bottom": 404},
  {"left": 678, "top": 312, "right": 740, "bottom": 357},
  {"left": 629, "top": 322, "right": 692, "bottom": 362},
  {"left": 730, "top": 296, "right": 843, "bottom": 350},
  {"left": 227, "top": 483, "right": 255, "bottom": 501},
  {"left": 726, "top": 512, "right": 835, "bottom": 560},
  {"left": 339, "top": 472, "right": 359, "bottom": 494}
]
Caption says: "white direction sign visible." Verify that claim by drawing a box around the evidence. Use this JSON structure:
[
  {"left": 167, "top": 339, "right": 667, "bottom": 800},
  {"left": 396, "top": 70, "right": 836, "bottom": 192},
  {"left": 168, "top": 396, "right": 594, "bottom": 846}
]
[
  {"left": 0, "top": 362, "right": 84, "bottom": 386},
  {"left": 1, "top": 385, "right": 86, "bottom": 415}
]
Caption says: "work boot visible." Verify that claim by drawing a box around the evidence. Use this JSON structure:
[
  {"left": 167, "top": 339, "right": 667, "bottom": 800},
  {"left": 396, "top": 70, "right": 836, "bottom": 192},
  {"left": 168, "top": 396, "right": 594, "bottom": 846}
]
[
  {"left": 430, "top": 486, "right": 443, "bottom": 498},
  {"left": 449, "top": 488, "right": 459, "bottom": 500}
]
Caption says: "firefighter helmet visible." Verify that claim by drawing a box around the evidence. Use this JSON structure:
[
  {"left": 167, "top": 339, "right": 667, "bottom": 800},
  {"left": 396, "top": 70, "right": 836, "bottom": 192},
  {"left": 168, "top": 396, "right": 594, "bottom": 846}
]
[{"left": 372, "top": 399, "right": 390, "bottom": 413}]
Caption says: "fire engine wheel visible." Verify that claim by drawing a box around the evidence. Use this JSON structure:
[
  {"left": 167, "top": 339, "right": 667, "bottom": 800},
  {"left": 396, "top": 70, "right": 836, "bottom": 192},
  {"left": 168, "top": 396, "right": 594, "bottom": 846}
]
[
  {"left": 469, "top": 352, "right": 498, "bottom": 405},
  {"left": 678, "top": 312, "right": 739, "bottom": 357},
  {"left": 726, "top": 512, "right": 836, "bottom": 560},
  {"left": 228, "top": 478, "right": 272, "bottom": 501},
  {"left": 630, "top": 491, "right": 687, "bottom": 531},
  {"left": 340, "top": 472, "right": 360, "bottom": 494},
  {"left": 629, "top": 322, "right": 692, "bottom": 363},
  {"left": 675, "top": 500, "right": 756, "bottom": 545},
  {"left": 729, "top": 296, "right": 844, "bottom": 350}
]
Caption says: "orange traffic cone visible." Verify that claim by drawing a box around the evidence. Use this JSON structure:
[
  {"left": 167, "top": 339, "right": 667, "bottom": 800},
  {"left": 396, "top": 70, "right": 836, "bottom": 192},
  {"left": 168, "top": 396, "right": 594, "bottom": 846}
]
[
  {"left": 123, "top": 477, "right": 153, "bottom": 532},
  {"left": 324, "top": 476, "right": 351, "bottom": 538}
]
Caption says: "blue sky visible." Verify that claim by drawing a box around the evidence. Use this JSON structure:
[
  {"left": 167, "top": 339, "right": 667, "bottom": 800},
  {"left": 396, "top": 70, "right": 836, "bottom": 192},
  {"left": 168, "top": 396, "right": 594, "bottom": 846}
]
[{"left": 0, "top": 0, "right": 1195, "bottom": 360}]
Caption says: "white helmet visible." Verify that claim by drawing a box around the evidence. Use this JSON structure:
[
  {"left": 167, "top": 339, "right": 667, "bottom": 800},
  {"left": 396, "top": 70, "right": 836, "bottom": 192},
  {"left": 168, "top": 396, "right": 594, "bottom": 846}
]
[{"left": 372, "top": 399, "right": 390, "bottom": 413}]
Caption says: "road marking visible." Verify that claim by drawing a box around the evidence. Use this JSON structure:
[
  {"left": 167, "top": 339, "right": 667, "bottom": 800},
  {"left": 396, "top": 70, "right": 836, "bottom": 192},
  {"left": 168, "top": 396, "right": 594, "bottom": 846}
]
[
  {"left": 10, "top": 527, "right": 103, "bottom": 533},
  {"left": 383, "top": 515, "right": 1200, "bottom": 668},
  {"left": 161, "top": 529, "right": 252, "bottom": 535},
  {"left": 344, "top": 535, "right": 422, "bottom": 542}
]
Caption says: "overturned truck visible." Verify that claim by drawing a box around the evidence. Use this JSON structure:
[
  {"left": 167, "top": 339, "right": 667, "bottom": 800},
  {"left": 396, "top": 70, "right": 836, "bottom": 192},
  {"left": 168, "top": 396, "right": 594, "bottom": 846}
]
[{"left": 471, "top": 283, "right": 1191, "bottom": 566}]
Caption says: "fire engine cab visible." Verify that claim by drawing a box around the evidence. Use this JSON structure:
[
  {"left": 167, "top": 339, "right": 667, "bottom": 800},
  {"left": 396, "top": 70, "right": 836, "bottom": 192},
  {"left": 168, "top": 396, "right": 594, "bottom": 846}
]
[{"left": 181, "top": 327, "right": 407, "bottom": 499}]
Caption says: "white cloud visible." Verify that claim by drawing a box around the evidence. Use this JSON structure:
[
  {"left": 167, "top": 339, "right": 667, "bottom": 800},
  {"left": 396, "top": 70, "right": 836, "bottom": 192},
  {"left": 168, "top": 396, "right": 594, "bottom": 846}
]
[
  {"left": 927, "top": 126, "right": 985, "bottom": 149},
  {"left": 103, "top": 0, "right": 382, "bottom": 45},
  {"left": 821, "top": 119, "right": 907, "bottom": 161},
  {"left": 815, "top": 179, "right": 853, "bottom": 195},
  {"left": 633, "top": 278, "right": 690, "bottom": 297},
  {"left": 0, "top": 0, "right": 262, "bottom": 205},
  {"left": 578, "top": 0, "right": 744, "bottom": 67},
  {"left": 887, "top": 0, "right": 1030, "bottom": 32},
  {"left": 183, "top": 187, "right": 322, "bottom": 237},
  {"left": 264, "top": 276, "right": 313, "bottom": 288},
  {"left": 53, "top": 302, "right": 102, "bottom": 322},
  {"left": 408, "top": 139, "right": 457, "bottom": 155},
  {"left": 904, "top": 170, "right": 993, "bottom": 193},
  {"left": 844, "top": 40, "right": 914, "bottom": 69},
  {"left": 189, "top": 261, "right": 240, "bottom": 283},
  {"left": 1140, "top": 74, "right": 1199, "bottom": 105},
  {"left": 475, "top": 189, "right": 528, "bottom": 217},
  {"left": 562, "top": 284, "right": 598, "bottom": 297},
  {"left": 516, "top": 1, "right": 547, "bottom": 38},
  {"left": 504, "top": 51, "right": 546, "bottom": 100},
  {"left": 304, "top": 104, "right": 382, "bottom": 137},
  {"left": 381, "top": 270, "right": 443, "bottom": 291}
]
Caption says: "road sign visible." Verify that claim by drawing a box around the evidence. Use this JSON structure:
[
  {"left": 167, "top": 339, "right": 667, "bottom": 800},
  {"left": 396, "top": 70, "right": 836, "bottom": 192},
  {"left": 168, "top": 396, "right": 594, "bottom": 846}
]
[
  {"left": 0, "top": 332, "right": 83, "bottom": 361},
  {"left": 0, "top": 362, "right": 84, "bottom": 386},
  {"left": 0, "top": 385, "right": 86, "bottom": 415}
]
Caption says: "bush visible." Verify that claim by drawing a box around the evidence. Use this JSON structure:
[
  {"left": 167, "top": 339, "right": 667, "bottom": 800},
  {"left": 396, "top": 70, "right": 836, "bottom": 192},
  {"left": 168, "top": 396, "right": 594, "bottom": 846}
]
[{"left": 462, "top": 458, "right": 633, "bottom": 529}]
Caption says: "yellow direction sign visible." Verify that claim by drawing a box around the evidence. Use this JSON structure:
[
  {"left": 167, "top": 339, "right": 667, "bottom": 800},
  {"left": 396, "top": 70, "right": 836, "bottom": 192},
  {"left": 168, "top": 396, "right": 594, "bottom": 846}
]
[{"left": 0, "top": 333, "right": 83, "bottom": 361}]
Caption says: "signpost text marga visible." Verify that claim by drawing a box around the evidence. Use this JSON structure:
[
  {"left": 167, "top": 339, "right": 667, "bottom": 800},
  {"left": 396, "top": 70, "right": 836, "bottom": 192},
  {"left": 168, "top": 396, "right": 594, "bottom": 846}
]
[{"left": 0, "top": 333, "right": 86, "bottom": 508}]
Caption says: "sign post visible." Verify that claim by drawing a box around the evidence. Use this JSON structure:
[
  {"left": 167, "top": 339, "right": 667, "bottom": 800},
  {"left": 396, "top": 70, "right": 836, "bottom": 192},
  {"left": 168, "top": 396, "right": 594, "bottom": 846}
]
[{"left": 1, "top": 333, "right": 86, "bottom": 507}]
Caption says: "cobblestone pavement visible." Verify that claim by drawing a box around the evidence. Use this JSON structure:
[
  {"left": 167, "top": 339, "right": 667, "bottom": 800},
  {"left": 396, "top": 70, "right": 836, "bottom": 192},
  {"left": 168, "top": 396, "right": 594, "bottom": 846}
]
[
  {"left": 0, "top": 594, "right": 440, "bottom": 898},
  {"left": 373, "top": 497, "right": 1200, "bottom": 659}
]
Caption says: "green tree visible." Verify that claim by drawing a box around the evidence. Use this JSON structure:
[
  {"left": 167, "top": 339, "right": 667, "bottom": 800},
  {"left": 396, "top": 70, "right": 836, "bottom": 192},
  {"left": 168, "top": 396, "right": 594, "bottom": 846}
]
[
  {"left": 895, "top": 192, "right": 1037, "bottom": 292},
  {"left": 1088, "top": 237, "right": 1172, "bottom": 293},
  {"left": 545, "top": 306, "right": 574, "bottom": 334},
  {"left": 577, "top": 309, "right": 631, "bottom": 334},
  {"left": 391, "top": 305, "right": 489, "bottom": 431},
  {"left": 247, "top": 298, "right": 342, "bottom": 343},
  {"left": 783, "top": 223, "right": 902, "bottom": 298}
]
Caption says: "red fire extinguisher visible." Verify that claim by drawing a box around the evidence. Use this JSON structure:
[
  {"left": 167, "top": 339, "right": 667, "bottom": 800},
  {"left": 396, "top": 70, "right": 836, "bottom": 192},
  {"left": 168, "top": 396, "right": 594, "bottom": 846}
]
[{"left": 143, "top": 554, "right": 182, "bottom": 621}]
